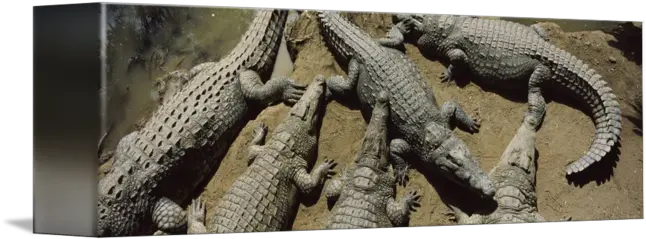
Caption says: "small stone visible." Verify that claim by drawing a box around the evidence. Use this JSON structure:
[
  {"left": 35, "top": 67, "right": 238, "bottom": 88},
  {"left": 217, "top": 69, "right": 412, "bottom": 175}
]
[{"left": 608, "top": 56, "right": 617, "bottom": 63}]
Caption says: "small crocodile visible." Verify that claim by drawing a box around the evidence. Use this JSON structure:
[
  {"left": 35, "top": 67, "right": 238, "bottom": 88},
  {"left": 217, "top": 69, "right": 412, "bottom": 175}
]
[
  {"left": 97, "top": 9, "right": 307, "bottom": 236},
  {"left": 324, "top": 92, "right": 422, "bottom": 229},
  {"left": 379, "top": 14, "right": 622, "bottom": 175},
  {"left": 314, "top": 11, "right": 495, "bottom": 198},
  {"left": 187, "top": 76, "right": 337, "bottom": 233}
]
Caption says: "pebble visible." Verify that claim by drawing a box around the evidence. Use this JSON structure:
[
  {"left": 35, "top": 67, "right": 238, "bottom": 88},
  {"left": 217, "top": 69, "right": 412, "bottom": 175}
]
[{"left": 608, "top": 56, "right": 617, "bottom": 63}]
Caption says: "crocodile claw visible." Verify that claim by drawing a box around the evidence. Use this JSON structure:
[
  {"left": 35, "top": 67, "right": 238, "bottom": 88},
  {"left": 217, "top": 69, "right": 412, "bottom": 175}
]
[
  {"left": 321, "top": 159, "right": 339, "bottom": 179},
  {"left": 440, "top": 65, "right": 455, "bottom": 83},
  {"left": 188, "top": 196, "right": 206, "bottom": 224},
  {"left": 394, "top": 163, "right": 410, "bottom": 186},
  {"left": 404, "top": 190, "right": 422, "bottom": 212},
  {"left": 283, "top": 79, "right": 308, "bottom": 106}
]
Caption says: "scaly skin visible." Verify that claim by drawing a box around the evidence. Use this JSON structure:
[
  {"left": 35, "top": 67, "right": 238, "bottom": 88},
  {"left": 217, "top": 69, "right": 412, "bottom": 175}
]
[
  {"left": 381, "top": 14, "right": 622, "bottom": 175},
  {"left": 324, "top": 92, "right": 422, "bottom": 229},
  {"left": 187, "top": 76, "right": 337, "bottom": 233},
  {"left": 96, "top": 9, "right": 308, "bottom": 237},
  {"left": 315, "top": 11, "right": 495, "bottom": 198},
  {"left": 447, "top": 116, "right": 546, "bottom": 224}
]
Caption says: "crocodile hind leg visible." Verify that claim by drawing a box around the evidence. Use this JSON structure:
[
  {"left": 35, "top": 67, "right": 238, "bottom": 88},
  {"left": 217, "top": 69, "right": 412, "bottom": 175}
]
[
  {"left": 390, "top": 139, "right": 412, "bottom": 186},
  {"left": 245, "top": 122, "right": 269, "bottom": 165},
  {"left": 439, "top": 48, "right": 469, "bottom": 83},
  {"left": 324, "top": 166, "right": 351, "bottom": 203},
  {"left": 323, "top": 178, "right": 344, "bottom": 201},
  {"left": 439, "top": 101, "right": 481, "bottom": 134},
  {"left": 152, "top": 197, "right": 187, "bottom": 234},
  {"left": 386, "top": 189, "right": 422, "bottom": 226},
  {"left": 239, "top": 69, "right": 307, "bottom": 106},
  {"left": 525, "top": 64, "right": 551, "bottom": 126},
  {"left": 293, "top": 159, "right": 338, "bottom": 194},
  {"left": 187, "top": 196, "right": 208, "bottom": 234},
  {"left": 325, "top": 58, "right": 360, "bottom": 100}
]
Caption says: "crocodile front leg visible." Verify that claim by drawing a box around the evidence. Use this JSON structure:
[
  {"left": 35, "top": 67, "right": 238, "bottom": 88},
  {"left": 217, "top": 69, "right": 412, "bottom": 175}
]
[
  {"left": 293, "top": 159, "right": 338, "bottom": 194},
  {"left": 439, "top": 48, "right": 468, "bottom": 83},
  {"left": 440, "top": 100, "right": 481, "bottom": 134},
  {"left": 386, "top": 189, "right": 422, "bottom": 226},
  {"left": 389, "top": 139, "right": 412, "bottom": 186},
  {"left": 152, "top": 197, "right": 187, "bottom": 234},
  {"left": 325, "top": 58, "right": 360, "bottom": 100},
  {"left": 377, "top": 22, "right": 405, "bottom": 48},
  {"left": 239, "top": 69, "right": 307, "bottom": 106},
  {"left": 187, "top": 197, "right": 208, "bottom": 234},
  {"left": 245, "top": 123, "right": 269, "bottom": 165}
]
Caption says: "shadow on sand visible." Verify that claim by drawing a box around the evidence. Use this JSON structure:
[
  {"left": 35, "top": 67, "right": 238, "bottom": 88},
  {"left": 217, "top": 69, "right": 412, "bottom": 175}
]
[{"left": 603, "top": 22, "right": 642, "bottom": 66}]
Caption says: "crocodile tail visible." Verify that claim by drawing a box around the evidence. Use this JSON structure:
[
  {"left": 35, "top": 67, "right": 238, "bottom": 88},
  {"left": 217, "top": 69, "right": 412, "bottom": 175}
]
[
  {"left": 315, "top": 11, "right": 375, "bottom": 63},
  {"left": 542, "top": 43, "right": 622, "bottom": 175}
]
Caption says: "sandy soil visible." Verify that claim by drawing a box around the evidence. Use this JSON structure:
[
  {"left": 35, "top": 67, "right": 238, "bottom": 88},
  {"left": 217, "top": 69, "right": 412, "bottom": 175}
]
[
  {"left": 200, "top": 12, "right": 643, "bottom": 229},
  {"left": 102, "top": 11, "right": 643, "bottom": 231}
]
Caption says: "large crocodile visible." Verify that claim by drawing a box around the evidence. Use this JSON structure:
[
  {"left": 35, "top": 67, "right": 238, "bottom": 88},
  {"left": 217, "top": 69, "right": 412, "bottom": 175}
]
[
  {"left": 324, "top": 92, "right": 422, "bottom": 229},
  {"left": 97, "top": 9, "right": 307, "bottom": 236},
  {"left": 378, "top": 14, "right": 622, "bottom": 175},
  {"left": 314, "top": 11, "right": 495, "bottom": 198},
  {"left": 186, "top": 76, "right": 337, "bottom": 233}
]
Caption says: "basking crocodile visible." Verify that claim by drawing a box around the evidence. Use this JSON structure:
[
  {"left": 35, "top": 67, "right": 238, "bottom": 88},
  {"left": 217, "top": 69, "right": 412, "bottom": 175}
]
[
  {"left": 445, "top": 117, "right": 545, "bottom": 224},
  {"left": 315, "top": 11, "right": 495, "bottom": 198},
  {"left": 324, "top": 92, "right": 422, "bottom": 229},
  {"left": 187, "top": 76, "right": 337, "bottom": 233},
  {"left": 97, "top": 9, "right": 307, "bottom": 236},
  {"left": 379, "top": 14, "right": 622, "bottom": 175}
]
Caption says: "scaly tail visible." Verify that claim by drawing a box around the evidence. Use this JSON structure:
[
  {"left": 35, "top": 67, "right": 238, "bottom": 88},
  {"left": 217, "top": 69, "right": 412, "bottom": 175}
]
[{"left": 543, "top": 44, "right": 622, "bottom": 175}]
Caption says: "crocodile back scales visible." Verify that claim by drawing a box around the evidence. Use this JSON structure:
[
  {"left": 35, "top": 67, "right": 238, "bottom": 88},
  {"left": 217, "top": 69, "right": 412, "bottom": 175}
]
[
  {"left": 98, "top": 9, "right": 288, "bottom": 236},
  {"left": 326, "top": 165, "right": 397, "bottom": 229},
  {"left": 449, "top": 17, "right": 621, "bottom": 173},
  {"left": 317, "top": 12, "right": 442, "bottom": 150},
  {"left": 209, "top": 128, "right": 312, "bottom": 232}
]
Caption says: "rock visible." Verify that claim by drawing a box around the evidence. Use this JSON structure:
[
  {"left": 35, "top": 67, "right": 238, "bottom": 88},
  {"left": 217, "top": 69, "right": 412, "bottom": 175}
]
[{"left": 608, "top": 56, "right": 617, "bottom": 63}]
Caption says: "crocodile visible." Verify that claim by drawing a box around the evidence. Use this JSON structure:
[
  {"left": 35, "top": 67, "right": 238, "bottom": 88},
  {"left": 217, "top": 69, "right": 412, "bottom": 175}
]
[
  {"left": 314, "top": 11, "right": 495, "bottom": 198},
  {"left": 445, "top": 117, "right": 545, "bottom": 224},
  {"left": 324, "top": 91, "right": 422, "bottom": 229},
  {"left": 186, "top": 76, "right": 336, "bottom": 233},
  {"left": 96, "top": 9, "right": 308, "bottom": 237},
  {"left": 378, "top": 14, "right": 622, "bottom": 175}
]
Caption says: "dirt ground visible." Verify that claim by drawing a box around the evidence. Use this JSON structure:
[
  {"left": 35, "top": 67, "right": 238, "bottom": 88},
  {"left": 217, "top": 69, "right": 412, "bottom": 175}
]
[
  {"left": 197, "top": 12, "right": 643, "bottom": 230},
  {"left": 102, "top": 11, "right": 643, "bottom": 231}
]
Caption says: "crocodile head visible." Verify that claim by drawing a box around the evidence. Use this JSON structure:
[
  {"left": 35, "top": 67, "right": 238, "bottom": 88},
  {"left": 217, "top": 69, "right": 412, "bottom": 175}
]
[
  {"left": 422, "top": 122, "right": 495, "bottom": 198},
  {"left": 355, "top": 91, "right": 390, "bottom": 171},
  {"left": 276, "top": 75, "right": 327, "bottom": 158}
]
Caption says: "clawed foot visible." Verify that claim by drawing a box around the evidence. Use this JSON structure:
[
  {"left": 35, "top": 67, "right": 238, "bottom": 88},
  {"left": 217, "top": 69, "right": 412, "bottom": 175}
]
[
  {"left": 442, "top": 210, "right": 458, "bottom": 222},
  {"left": 440, "top": 65, "right": 456, "bottom": 83},
  {"left": 252, "top": 122, "right": 268, "bottom": 142},
  {"left": 320, "top": 159, "right": 339, "bottom": 179},
  {"left": 188, "top": 196, "right": 206, "bottom": 225},
  {"left": 465, "top": 118, "right": 481, "bottom": 134},
  {"left": 395, "top": 164, "right": 411, "bottom": 186},
  {"left": 282, "top": 78, "right": 308, "bottom": 106},
  {"left": 403, "top": 190, "right": 422, "bottom": 212}
]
